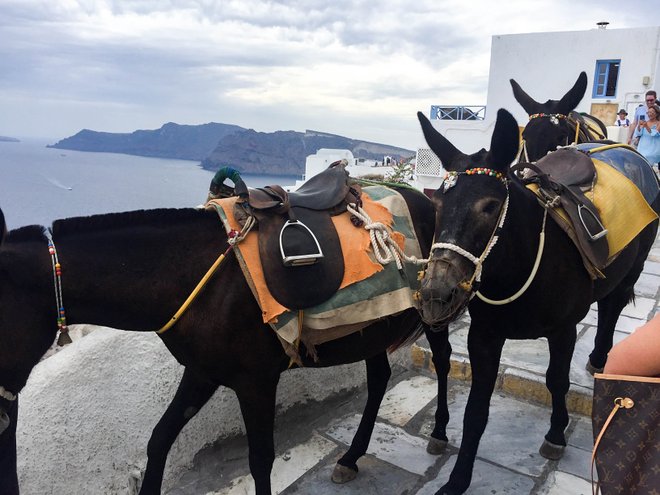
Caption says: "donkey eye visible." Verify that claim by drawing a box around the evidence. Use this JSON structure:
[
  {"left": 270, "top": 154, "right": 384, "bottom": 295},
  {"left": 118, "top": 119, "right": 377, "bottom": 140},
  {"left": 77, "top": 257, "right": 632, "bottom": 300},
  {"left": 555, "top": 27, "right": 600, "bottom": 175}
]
[{"left": 481, "top": 199, "right": 500, "bottom": 215}]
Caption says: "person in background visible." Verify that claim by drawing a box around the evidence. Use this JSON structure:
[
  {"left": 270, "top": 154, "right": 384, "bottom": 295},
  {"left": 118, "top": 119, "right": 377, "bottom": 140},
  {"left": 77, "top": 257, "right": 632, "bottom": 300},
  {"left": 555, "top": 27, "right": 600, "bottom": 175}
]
[
  {"left": 604, "top": 313, "right": 660, "bottom": 377},
  {"left": 615, "top": 109, "right": 629, "bottom": 126},
  {"left": 628, "top": 90, "right": 657, "bottom": 145},
  {"left": 633, "top": 103, "right": 660, "bottom": 170}
]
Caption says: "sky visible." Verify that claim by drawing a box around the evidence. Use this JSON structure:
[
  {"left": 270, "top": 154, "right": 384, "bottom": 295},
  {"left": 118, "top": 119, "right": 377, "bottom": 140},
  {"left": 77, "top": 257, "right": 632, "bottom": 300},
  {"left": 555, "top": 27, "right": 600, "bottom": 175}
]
[{"left": 1, "top": 1, "right": 660, "bottom": 150}]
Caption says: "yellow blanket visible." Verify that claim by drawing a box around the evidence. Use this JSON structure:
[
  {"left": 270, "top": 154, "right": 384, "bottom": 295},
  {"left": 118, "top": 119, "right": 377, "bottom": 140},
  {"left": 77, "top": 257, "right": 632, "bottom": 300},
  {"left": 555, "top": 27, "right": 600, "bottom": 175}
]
[{"left": 527, "top": 158, "right": 657, "bottom": 266}]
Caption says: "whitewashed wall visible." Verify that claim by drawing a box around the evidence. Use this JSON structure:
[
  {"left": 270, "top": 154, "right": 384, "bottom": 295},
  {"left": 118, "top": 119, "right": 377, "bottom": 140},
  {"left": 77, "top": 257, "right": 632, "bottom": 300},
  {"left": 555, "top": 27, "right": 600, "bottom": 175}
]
[
  {"left": 487, "top": 26, "right": 660, "bottom": 125},
  {"left": 424, "top": 26, "right": 660, "bottom": 154},
  {"left": 16, "top": 326, "right": 405, "bottom": 494}
]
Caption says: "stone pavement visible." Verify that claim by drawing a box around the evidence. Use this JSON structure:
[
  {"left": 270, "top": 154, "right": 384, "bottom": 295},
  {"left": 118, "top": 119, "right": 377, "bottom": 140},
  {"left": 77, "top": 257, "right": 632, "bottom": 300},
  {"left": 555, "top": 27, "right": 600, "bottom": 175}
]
[{"left": 167, "top": 236, "right": 660, "bottom": 495}]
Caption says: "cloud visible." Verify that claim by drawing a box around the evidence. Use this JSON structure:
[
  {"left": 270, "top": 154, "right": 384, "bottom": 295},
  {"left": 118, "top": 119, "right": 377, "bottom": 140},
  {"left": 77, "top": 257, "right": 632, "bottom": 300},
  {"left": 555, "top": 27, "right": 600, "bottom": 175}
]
[{"left": 0, "top": 0, "right": 659, "bottom": 147}]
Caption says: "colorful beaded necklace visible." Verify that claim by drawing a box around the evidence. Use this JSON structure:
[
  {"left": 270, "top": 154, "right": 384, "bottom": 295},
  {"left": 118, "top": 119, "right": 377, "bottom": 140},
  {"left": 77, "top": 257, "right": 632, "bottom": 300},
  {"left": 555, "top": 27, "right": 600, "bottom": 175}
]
[{"left": 442, "top": 167, "right": 506, "bottom": 192}]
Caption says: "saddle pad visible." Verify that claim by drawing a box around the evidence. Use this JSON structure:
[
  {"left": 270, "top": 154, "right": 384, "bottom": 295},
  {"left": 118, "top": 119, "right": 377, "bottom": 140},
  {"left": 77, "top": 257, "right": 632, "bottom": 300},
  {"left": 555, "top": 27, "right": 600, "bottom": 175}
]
[
  {"left": 577, "top": 142, "right": 660, "bottom": 206},
  {"left": 208, "top": 185, "right": 420, "bottom": 320},
  {"left": 527, "top": 158, "right": 658, "bottom": 267},
  {"left": 271, "top": 186, "right": 423, "bottom": 344}
]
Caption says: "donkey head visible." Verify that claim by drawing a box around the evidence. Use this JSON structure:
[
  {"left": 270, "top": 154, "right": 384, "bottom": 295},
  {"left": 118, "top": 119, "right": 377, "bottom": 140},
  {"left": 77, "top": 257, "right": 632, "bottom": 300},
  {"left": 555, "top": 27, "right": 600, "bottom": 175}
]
[
  {"left": 416, "top": 109, "right": 519, "bottom": 326},
  {"left": 511, "top": 72, "right": 587, "bottom": 161}
]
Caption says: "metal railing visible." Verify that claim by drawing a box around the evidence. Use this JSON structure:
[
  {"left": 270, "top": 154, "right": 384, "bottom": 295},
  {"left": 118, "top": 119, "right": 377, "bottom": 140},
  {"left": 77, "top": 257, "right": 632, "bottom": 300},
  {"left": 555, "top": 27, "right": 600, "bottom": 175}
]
[{"left": 430, "top": 105, "right": 486, "bottom": 120}]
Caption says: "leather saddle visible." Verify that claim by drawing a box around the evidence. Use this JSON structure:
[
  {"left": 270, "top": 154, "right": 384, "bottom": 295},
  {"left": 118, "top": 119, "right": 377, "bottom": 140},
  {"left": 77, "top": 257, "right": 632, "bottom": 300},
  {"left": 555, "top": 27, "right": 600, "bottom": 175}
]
[
  {"left": 235, "top": 160, "right": 362, "bottom": 310},
  {"left": 514, "top": 147, "right": 609, "bottom": 271}
]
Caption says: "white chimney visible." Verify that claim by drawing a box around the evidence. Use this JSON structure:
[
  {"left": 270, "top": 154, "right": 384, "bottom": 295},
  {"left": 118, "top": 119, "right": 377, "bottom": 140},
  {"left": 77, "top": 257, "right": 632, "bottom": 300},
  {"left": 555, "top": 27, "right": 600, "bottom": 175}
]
[{"left": 597, "top": 21, "right": 609, "bottom": 29}]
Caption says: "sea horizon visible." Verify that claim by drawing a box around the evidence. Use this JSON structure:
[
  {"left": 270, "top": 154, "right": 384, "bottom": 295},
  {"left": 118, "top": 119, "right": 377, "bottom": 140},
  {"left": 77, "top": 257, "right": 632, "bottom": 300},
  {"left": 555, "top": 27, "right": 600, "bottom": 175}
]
[{"left": 0, "top": 138, "right": 298, "bottom": 230}]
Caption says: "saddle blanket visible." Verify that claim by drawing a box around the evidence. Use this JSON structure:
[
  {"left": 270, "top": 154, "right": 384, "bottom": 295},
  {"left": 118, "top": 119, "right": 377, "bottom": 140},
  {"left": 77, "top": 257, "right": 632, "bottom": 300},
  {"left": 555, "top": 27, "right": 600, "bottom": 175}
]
[
  {"left": 527, "top": 150, "right": 658, "bottom": 272},
  {"left": 207, "top": 185, "right": 424, "bottom": 360}
]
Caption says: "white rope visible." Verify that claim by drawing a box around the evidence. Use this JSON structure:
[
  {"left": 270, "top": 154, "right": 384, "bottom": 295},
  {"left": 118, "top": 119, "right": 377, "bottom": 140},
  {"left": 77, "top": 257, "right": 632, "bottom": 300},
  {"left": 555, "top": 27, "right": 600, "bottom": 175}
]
[
  {"left": 228, "top": 215, "right": 256, "bottom": 246},
  {"left": 0, "top": 385, "right": 16, "bottom": 402},
  {"left": 475, "top": 208, "right": 547, "bottom": 305},
  {"left": 346, "top": 203, "right": 427, "bottom": 268}
]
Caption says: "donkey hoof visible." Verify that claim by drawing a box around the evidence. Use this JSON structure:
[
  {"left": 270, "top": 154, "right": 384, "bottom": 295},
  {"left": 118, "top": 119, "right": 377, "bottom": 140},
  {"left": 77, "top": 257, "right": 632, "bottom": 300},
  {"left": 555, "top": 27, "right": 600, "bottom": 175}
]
[
  {"left": 539, "top": 439, "right": 565, "bottom": 460},
  {"left": 426, "top": 436, "right": 448, "bottom": 455},
  {"left": 585, "top": 360, "right": 604, "bottom": 376},
  {"left": 331, "top": 463, "right": 357, "bottom": 484}
]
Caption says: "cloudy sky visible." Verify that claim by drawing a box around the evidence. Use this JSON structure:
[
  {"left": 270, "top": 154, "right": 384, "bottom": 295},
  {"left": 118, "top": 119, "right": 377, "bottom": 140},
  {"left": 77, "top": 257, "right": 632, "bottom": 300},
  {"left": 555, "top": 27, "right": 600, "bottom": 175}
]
[{"left": 1, "top": 1, "right": 659, "bottom": 149}]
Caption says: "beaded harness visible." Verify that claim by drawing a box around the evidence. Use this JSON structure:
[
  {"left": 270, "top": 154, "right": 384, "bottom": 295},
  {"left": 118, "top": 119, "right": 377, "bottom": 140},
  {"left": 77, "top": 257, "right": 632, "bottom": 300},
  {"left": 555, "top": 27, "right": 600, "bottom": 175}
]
[
  {"left": 430, "top": 167, "right": 547, "bottom": 305},
  {"left": 518, "top": 112, "right": 586, "bottom": 163},
  {"left": 43, "top": 228, "right": 70, "bottom": 344}
]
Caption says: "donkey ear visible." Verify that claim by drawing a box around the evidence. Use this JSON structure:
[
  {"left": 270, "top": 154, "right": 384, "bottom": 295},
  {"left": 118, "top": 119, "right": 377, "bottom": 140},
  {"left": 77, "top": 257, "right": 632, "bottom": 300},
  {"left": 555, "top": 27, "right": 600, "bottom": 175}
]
[
  {"left": 488, "top": 109, "right": 520, "bottom": 171},
  {"left": 417, "top": 111, "right": 463, "bottom": 170},
  {"left": 556, "top": 72, "right": 587, "bottom": 114},
  {"left": 510, "top": 78, "right": 543, "bottom": 115}
]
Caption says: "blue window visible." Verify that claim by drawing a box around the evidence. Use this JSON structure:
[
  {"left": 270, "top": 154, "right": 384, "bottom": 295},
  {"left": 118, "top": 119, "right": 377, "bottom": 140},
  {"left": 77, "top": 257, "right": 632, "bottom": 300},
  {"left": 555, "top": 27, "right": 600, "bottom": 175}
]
[{"left": 593, "top": 60, "right": 620, "bottom": 98}]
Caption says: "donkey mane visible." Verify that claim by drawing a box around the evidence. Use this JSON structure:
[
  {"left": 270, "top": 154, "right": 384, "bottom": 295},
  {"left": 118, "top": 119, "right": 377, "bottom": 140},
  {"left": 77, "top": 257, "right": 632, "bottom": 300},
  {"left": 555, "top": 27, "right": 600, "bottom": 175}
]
[
  {"left": 51, "top": 208, "right": 210, "bottom": 237},
  {"left": 5, "top": 225, "right": 45, "bottom": 243}
]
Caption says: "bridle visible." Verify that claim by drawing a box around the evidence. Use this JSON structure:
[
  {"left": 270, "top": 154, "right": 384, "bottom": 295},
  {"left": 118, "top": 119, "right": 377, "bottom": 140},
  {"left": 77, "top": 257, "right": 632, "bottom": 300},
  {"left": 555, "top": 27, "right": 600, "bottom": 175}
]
[
  {"left": 518, "top": 112, "right": 600, "bottom": 164},
  {"left": 428, "top": 167, "right": 546, "bottom": 306}
]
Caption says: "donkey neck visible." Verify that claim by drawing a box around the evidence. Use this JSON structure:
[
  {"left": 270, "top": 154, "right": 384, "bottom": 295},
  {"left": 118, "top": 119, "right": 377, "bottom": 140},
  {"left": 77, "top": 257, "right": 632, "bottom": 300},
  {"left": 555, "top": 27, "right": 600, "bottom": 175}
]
[
  {"left": 478, "top": 177, "right": 547, "bottom": 294},
  {"left": 52, "top": 208, "right": 226, "bottom": 332}
]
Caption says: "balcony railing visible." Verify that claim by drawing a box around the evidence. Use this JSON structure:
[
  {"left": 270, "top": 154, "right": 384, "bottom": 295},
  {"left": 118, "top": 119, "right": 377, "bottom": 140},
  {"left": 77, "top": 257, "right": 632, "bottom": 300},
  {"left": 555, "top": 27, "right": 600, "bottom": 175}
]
[{"left": 430, "top": 105, "right": 486, "bottom": 120}]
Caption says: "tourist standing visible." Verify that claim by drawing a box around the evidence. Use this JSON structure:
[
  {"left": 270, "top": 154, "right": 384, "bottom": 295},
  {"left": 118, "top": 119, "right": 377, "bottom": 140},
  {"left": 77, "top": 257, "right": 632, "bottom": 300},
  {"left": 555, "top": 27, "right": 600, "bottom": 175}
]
[
  {"left": 615, "top": 109, "right": 629, "bottom": 126},
  {"left": 633, "top": 103, "right": 660, "bottom": 169},
  {"left": 628, "top": 90, "right": 657, "bottom": 145}
]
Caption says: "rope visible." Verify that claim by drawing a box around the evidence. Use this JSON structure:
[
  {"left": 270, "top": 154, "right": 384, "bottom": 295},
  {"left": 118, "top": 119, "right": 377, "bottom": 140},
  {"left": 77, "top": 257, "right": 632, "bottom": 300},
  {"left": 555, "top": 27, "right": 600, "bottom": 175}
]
[
  {"left": 0, "top": 385, "right": 16, "bottom": 402},
  {"left": 346, "top": 203, "right": 427, "bottom": 268},
  {"left": 475, "top": 209, "right": 547, "bottom": 305},
  {"left": 585, "top": 142, "right": 637, "bottom": 154}
]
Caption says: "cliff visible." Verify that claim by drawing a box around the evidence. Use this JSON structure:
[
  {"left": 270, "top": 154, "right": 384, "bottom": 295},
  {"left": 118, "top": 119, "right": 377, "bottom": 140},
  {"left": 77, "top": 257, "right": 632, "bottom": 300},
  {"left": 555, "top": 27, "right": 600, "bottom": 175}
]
[
  {"left": 201, "top": 128, "right": 414, "bottom": 175},
  {"left": 49, "top": 123, "right": 414, "bottom": 176},
  {"left": 48, "top": 122, "right": 243, "bottom": 161}
]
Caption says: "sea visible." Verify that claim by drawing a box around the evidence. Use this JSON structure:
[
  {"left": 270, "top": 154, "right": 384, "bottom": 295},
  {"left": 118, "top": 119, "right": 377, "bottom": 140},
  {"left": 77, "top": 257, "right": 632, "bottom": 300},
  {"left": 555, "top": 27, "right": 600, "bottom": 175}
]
[{"left": 0, "top": 138, "right": 298, "bottom": 231}]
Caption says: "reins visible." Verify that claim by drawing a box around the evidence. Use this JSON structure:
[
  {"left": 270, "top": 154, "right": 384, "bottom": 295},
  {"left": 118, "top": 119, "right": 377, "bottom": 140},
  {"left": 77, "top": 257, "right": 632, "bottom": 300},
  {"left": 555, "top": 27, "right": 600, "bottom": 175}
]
[
  {"left": 155, "top": 244, "right": 232, "bottom": 334},
  {"left": 156, "top": 217, "right": 256, "bottom": 334}
]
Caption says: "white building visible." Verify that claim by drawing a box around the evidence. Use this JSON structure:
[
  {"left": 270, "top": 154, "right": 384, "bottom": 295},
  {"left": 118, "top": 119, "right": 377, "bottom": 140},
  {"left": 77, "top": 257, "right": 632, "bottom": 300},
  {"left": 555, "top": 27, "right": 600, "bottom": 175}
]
[
  {"left": 415, "top": 24, "right": 660, "bottom": 193},
  {"left": 289, "top": 148, "right": 393, "bottom": 190}
]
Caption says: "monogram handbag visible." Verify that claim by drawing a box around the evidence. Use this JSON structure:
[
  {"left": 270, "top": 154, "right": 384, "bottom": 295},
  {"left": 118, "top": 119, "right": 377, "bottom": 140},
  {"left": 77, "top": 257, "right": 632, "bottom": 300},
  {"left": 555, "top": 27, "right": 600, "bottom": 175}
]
[{"left": 591, "top": 373, "right": 660, "bottom": 495}]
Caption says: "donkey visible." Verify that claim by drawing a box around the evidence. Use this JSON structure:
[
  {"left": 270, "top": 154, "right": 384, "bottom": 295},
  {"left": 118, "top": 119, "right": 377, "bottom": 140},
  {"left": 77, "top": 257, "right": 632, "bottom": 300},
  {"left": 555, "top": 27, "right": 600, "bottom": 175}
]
[
  {"left": 0, "top": 185, "right": 451, "bottom": 495},
  {"left": 416, "top": 108, "right": 659, "bottom": 494},
  {"left": 511, "top": 71, "right": 608, "bottom": 161}
]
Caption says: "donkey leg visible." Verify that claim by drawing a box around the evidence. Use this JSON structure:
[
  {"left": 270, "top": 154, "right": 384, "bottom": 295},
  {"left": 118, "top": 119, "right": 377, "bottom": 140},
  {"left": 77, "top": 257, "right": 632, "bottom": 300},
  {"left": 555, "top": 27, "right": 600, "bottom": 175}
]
[
  {"left": 0, "top": 397, "right": 19, "bottom": 495},
  {"left": 332, "top": 352, "right": 391, "bottom": 483},
  {"left": 539, "top": 327, "right": 576, "bottom": 459},
  {"left": 426, "top": 325, "right": 451, "bottom": 455},
  {"left": 438, "top": 330, "right": 504, "bottom": 495},
  {"left": 588, "top": 288, "right": 635, "bottom": 373},
  {"left": 235, "top": 373, "right": 279, "bottom": 495},
  {"left": 139, "top": 368, "right": 218, "bottom": 495}
]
